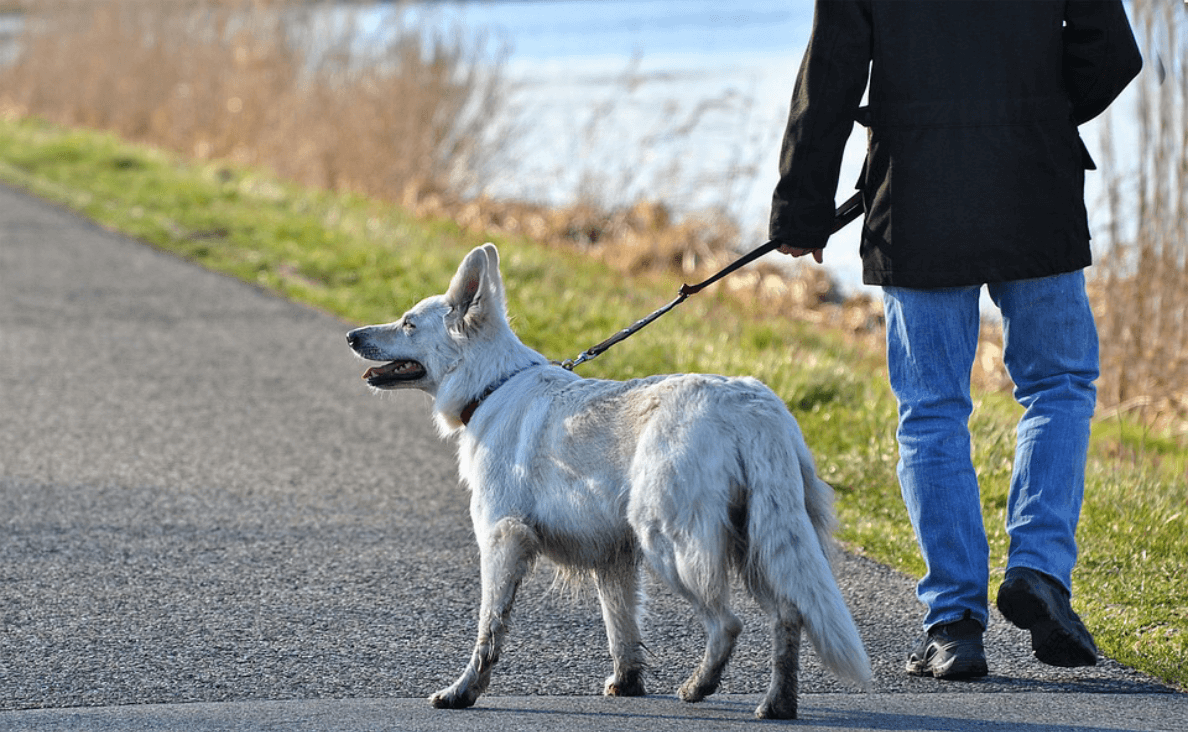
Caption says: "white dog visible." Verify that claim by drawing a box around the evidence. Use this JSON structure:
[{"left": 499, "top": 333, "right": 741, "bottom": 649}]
[{"left": 347, "top": 244, "right": 870, "bottom": 719}]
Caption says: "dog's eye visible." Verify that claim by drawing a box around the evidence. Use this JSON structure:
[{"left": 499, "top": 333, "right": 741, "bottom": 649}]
[{"left": 402, "top": 320, "right": 417, "bottom": 333}]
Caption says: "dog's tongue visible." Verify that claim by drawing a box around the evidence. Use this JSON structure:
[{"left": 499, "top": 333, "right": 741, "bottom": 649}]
[{"left": 362, "top": 361, "right": 415, "bottom": 381}]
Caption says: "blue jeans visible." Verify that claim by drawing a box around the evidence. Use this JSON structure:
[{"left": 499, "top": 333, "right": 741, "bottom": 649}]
[{"left": 883, "top": 271, "right": 1099, "bottom": 630}]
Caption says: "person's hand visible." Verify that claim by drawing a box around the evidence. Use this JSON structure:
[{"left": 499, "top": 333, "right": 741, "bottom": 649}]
[{"left": 776, "top": 244, "right": 824, "bottom": 264}]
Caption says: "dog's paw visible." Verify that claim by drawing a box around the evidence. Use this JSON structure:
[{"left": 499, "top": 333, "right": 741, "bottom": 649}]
[
  {"left": 428, "top": 686, "right": 478, "bottom": 710},
  {"left": 677, "top": 677, "right": 715, "bottom": 704},
  {"left": 604, "top": 670, "right": 646, "bottom": 697},
  {"left": 755, "top": 696, "right": 798, "bottom": 720}
]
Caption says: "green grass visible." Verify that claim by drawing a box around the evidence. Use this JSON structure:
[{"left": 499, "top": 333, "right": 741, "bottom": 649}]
[{"left": 0, "top": 115, "right": 1183, "bottom": 690}]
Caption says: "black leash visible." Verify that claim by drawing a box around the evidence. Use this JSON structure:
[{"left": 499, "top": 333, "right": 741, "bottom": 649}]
[{"left": 560, "top": 191, "right": 864, "bottom": 371}]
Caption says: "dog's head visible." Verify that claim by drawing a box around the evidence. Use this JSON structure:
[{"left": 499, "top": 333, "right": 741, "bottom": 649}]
[{"left": 346, "top": 243, "right": 513, "bottom": 398}]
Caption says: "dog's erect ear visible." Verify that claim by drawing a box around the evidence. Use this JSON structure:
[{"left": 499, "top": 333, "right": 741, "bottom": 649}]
[
  {"left": 479, "top": 243, "right": 507, "bottom": 307},
  {"left": 445, "top": 243, "right": 505, "bottom": 335}
]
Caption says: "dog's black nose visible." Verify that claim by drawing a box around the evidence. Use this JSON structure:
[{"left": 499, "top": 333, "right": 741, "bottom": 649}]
[{"left": 346, "top": 331, "right": 361, "bottom": 349}]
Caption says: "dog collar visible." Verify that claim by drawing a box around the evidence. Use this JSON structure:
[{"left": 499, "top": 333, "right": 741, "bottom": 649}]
[{"left": 459, "top": 364, "right": 540, "bottom": 427}]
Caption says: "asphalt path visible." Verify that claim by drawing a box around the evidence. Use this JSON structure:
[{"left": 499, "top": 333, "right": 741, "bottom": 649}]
[{"left": 0, "top": 183, "right": 1182, "bottom": 730}]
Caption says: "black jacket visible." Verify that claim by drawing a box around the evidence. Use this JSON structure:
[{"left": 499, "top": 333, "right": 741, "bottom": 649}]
[{"left": 769, "top": 0, "right": 1142, "bottom": 288}]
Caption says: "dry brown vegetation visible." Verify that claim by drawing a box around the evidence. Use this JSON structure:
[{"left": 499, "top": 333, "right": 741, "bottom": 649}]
[
  {"left": 0, "top": 0, "right": 1183, "bottom": 431},
  {"left": 0, "top": 0, "right": 507, "bottom": 204},
  {"left": 1090, "top": 0, "right": 1188, "bottom": 433}
]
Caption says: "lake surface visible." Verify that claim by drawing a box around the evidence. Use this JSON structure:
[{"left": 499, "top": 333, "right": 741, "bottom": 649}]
[{"left": 379, "top": 0, "right": 876, "bottom": 288}]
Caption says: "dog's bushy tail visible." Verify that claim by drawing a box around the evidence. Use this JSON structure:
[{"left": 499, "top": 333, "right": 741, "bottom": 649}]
[{"left": 743, "top": 413, "right": 872, "bottom": 690}]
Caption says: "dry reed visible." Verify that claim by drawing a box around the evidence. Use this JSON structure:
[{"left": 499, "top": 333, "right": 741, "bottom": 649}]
[
  {"left": 1090, "top": 0, "right": 1188, "bottom": 433},
  {"left": 0, "top": 0, "right": 509, "bottom": 204}
]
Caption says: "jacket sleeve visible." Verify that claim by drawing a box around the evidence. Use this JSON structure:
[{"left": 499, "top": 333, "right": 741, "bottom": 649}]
[
  {"left": 1063, "top": 0, "right": 1143, "bottom": 125},
  {"left": 768, "top": 0, "right": 871, "bottom": 249}
]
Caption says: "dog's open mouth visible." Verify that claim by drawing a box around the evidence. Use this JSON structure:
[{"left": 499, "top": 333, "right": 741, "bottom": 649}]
[{"left": 362, "top": 359, "right": 426, "bottom": 387}]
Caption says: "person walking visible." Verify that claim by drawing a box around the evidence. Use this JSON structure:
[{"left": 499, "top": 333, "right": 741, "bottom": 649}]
[{"left": 769, "top": 0, "right": 1141, "bottom": 679}]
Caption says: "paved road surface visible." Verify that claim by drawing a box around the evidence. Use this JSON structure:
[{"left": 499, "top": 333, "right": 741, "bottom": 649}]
[{"left": 0, "top": 184, "right": 1181, "bottom": 730}]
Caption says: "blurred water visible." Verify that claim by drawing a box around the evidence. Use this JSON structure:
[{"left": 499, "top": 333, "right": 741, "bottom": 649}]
[
  {"left": 383, "top": 0, "right": 875, "bottom": 289},
  {"left": 390, "top": 1, "right": 823, "bottom": 210}
]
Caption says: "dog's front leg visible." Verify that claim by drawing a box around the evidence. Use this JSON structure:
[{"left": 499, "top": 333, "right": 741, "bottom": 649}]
[
  {"left": 429, "top": 517, "right": 539, "bottom": 710},
  {"left": 595, "top": 561, "right": 646, "bottom": 697}
]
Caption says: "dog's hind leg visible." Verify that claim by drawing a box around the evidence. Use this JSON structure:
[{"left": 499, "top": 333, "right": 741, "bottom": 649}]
[
  {"left": 755, "top": 609, "right": 802, "bottom": 720},
  {"left": 429, "top": 517, "right": 539, "bottom": 710},
  {"left": 637, "top": 524, "right": 741, "bottom": 703},
  {"left": 595, "top": 560, "right": 646, "bottom": 697},
  {"left": 662, "top": 543, "right": 741, "bottom": 703},
  {"left": 677, "top": 598, "right": 742, "bottom": 704}
]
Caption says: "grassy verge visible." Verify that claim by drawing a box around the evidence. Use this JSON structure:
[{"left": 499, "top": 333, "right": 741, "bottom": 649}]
[{"left": 0, "top": 116, "right": 1183, "bottom": 690}]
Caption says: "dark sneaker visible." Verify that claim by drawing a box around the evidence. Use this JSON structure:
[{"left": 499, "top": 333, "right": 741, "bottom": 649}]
[
  {"left": 996, "top": 567, "right": 1098, "bottom": 668},
  {"left": 906, "top": 616, "right": 989, "bottom": 680}
]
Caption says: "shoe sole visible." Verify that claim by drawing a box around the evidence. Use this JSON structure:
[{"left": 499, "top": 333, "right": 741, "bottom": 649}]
[
  {"left": 906, "top": 641, "right": 989, "bottom": 680},
  {"left": 997, "top": 583, "right": 1098, "bottom": 668},
  {"left": 906, "top": 659, "right": 989, "bottom": 680}
]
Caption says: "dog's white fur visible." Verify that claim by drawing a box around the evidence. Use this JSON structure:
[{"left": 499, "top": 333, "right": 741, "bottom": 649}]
[{"left": 347, "top": 244, "right": 870, "bottom": 719}]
